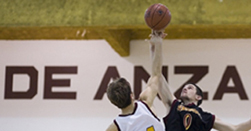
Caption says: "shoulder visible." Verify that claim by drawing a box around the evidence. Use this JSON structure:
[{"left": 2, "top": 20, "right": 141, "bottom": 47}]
[
  {"left": 163, "top": 99, "right": 180, "bottom": 119},
  {"left": 137, "top": 100, "right": 161, "bottom": 121},
  {"left": 137, "top": 100, "right": 156, "bottom": 111},
  {"left": 136, "top": 100, "right": 150, "bottom": 111},
  {"left": 197, "top": 107, "right": 214, "bottom": 116},
  {"left": 165, "top": 99, "right": 180, "bottom": 112},
  {"left": 197, "top": 107, "right": 215, "bottom": 124},
  {"left": 172, "top": 99, "right": 181, "bottom": 106},
  {"left": 106, "top": 122, "right": 119, "bottom": 131},
  {"left": 137, "top": 100, "right": 146, "bottom": 106}
]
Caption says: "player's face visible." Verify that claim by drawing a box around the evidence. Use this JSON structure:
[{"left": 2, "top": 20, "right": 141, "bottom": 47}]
[{"left": 180, "top": 84, "right": 197, "bottom": 101}]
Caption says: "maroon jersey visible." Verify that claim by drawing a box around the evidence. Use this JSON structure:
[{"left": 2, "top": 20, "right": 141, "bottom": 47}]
[{"left": 163, "top": 99, "right": 215, "bottom": 131}]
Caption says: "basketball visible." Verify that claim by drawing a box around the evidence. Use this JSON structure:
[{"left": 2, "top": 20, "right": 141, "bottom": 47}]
[{"left": 144, "top": 3, "right": 171, "bottom": 30}]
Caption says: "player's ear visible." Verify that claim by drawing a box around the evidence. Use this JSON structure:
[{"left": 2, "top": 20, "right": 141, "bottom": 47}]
[
  {"left": 131, "top": 93, "right": 134, "bottom": 100},
  {"left": 195, "top": 94, "right": 202, "bottom": 101}
]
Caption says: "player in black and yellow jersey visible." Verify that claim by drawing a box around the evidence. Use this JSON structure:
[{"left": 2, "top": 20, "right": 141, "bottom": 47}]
[{"left": 151, "top": 30, "right": 251, "bottom": 131}]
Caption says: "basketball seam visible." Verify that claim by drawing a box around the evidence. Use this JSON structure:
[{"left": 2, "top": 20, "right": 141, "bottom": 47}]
[
  {"left": 147, "top": 5, "right": 155, "bottom": 28},
  {"left": 152, "top": 7, "right": 167, "bottom": 30},
  {"left": 151, "top": 4, "right": 161, "bottom": 28}
]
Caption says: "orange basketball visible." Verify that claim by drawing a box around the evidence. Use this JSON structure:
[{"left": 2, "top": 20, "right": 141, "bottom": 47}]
[{"left": 144, "top": 3, "right": 171, "bottom": 30}]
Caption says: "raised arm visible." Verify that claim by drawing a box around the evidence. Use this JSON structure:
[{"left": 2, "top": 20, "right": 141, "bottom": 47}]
[
  {"left": 139, "top": 30, "right": 164, "bottom": 109},
  {"left": 159, "top": 75, "right": 176, "bottom": 111},
  {"left": 149, "top": 30, "right": 175, "bottom": 112}
]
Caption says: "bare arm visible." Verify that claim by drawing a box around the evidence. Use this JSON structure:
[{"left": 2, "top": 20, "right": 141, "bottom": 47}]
[
  {"left": 235, "top": 118, "right": 251, "bottom": 131},
  {"left": 139, "top": 30, "right": 169, "bottom": 109},
  {"left": 148, "top": 30, "right": 175, "bottom": 112},
  {"left": 213, "top": 117, "right": 235, "bottom": 131},
  {"left": 139, "top": 31, "right": 163, "bottom": 108},
  {"left": 106, "top": 123, "right": 118, "bottom": 131},
  {"left": 213, "top": 117, "right": 251, "bottom": 131},
  {"left": 159, "top": 75, "right": 176, "bottom": 111},
  {"left": 139, "top": 76, "right": 160, "bottom": 109}
]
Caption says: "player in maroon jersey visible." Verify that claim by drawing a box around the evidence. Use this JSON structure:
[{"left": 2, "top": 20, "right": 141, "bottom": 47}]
[{"left": 151, "top": 29, "right": 251, "bottom": 131}]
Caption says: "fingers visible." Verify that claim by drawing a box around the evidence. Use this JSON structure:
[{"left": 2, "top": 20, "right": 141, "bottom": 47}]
[
  {"left": 150, "top": 30, "right": 167, "bottom": 38},
  {"left": 146, "top": 29, "right": 167, "bottom": 45},
  {"left": 161, "top": 33, "right": 167, "bottom": 38}
]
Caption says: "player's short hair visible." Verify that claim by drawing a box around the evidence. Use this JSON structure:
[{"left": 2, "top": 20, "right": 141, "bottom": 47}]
[
  {"left": 183, "top": 83, "right": 203, "bottom": 106},
  {"left": 191, "top": 83, "right": 203, "bottom": 106},
  {"left": 106, "top": 78, "right": 132, "bottom": 109}
]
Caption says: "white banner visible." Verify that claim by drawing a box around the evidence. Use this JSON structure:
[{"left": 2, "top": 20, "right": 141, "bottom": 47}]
[{"left": 0, "top": 39, "right": 250, "bottom": 131}]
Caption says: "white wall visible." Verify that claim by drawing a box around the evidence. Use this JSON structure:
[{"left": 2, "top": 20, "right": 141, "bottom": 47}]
[{"left": 0, "top": 39, "right": 250, "bottom": 131}]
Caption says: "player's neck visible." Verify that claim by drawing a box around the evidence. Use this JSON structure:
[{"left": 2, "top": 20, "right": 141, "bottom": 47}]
[
  {"left": 121, "top": 102, "right": 135, "bottom": 115},
  {"left": 182, "top": 100, "right": 197, "bottom": 106}
]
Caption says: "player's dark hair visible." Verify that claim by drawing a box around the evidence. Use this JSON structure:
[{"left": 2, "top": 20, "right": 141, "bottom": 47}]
[
  {"left": 192, "top": 83, "right": 203, "bottom": 106},
  {"left": 184, "top": 83, "right": 203, "bottom": 106},
  {"left": 106, "top": 78, "right": 132, "bottom": 109}
]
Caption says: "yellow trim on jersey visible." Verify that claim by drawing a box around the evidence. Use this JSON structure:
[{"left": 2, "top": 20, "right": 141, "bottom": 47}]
[{"left": 177, "top": 105, "right": 201, "bottom": 118}]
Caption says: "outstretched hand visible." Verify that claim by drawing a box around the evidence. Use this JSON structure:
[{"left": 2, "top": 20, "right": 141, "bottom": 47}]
[
  {"left": 150, "top": 29, "right": 167, "bottom": 38},
  {"left": 148, "top": 29, "right": 167, "bottom": 46},
  {"left": 145, "top": 29, "right": 167, "bottom": 46}
]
